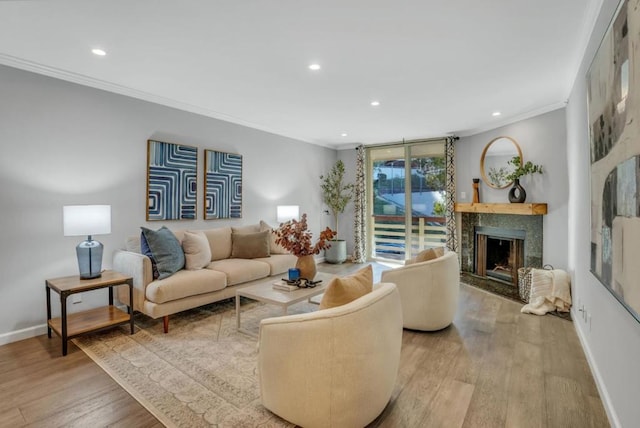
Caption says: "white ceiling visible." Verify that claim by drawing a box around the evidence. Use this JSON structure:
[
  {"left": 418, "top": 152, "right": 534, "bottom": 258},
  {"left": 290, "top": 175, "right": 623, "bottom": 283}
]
[{"left": 0, "top": 0, "right": 601, "bottom": 148}]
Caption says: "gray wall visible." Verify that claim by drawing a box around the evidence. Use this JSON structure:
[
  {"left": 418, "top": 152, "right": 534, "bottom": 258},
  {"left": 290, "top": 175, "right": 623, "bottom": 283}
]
[
  {"left": 456, "top": 108, "right": 569, "bottom": 269},
  {"left": 0, "top": 64, "right": 336, "bottom": 342},
  {"left": 566, "top": 0, "right": 640, "bottom": 426}
]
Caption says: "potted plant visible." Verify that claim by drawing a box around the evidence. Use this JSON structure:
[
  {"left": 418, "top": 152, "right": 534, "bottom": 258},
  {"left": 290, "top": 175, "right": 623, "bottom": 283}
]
[
  {"left": 504, "top": 156, "right": 543, "bottom": 203},
  {"left": 320, "top": 160, "right": 355, "bottom": 263},
  {"left": 273, "top": 213, "right": 336, "bottom": 278}
]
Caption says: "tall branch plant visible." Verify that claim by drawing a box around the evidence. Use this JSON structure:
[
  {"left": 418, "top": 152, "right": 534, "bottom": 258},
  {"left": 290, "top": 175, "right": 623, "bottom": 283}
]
[{"left": 320, "top": 160, "right": 354, "bottom": 239}]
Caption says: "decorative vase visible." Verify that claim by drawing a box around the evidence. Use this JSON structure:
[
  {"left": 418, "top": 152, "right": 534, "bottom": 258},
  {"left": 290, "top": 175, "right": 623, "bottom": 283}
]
[
  {"left": 472, "top": 178, "right": 480, "bottom": 203},
  {"left": 508, "top": 178, "right": 527, "bottom": 203},
  {"left": 296, "top": 255, "right": 317, "bottom": 279}
]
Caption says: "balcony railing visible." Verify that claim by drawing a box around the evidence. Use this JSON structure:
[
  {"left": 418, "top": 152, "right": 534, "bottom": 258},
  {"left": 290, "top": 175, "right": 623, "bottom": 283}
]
[{"left": 372, "top": 215, "right": 446, "bottom": 260}]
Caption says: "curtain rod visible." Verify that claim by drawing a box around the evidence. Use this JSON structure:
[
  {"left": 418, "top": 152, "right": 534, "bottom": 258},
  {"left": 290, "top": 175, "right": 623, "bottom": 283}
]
[{"left": 356, "top": 135, "right": 458, "bottom": 150}]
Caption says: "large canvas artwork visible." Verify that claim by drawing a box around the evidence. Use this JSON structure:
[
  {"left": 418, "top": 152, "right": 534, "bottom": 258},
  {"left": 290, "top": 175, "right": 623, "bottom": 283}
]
[
  {"left": 204, "top": 150, "right": 242, "bottom": 219},
  {"left": 587, "top": 0, "right": 640, "bottom": 322},
  {"left": 147, "top": 140, "right": 197, "bottom": 221}
]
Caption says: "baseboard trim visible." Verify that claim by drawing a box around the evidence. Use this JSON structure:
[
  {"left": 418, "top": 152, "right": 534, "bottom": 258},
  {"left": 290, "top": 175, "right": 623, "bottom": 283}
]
[
  {"left": 0, "top": 324, "right": 48, "bottom": 346},
  {"left": 572, "top": 309, "right": 620, "bottom": 428}
]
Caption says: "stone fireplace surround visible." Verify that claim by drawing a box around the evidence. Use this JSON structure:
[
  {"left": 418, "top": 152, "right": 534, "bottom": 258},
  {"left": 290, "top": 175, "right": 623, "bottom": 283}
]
[{"left": 460, "top": 212, "right": 543, "bottom": 279}]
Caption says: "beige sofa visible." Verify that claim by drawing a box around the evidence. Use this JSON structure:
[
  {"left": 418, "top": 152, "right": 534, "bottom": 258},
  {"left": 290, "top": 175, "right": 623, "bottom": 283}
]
[
  {"left": 113, "top": 222, "right": 296, "bottom": 332},
  {"left": 258, "top": 282, "right": 403, "bottom": 428},
  {"left": 381, "top": 251, "right": 460, "bottom": 331}
]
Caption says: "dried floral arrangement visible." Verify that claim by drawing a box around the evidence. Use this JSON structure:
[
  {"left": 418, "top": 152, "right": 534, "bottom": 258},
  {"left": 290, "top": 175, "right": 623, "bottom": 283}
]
[{"left": 273, "top": 213, "right": 336, "bottom": 256}]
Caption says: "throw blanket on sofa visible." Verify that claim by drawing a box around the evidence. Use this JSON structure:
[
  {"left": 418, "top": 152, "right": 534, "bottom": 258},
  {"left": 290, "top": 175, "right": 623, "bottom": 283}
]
[{"left": 521, "top": 268, "right": 571, "bottom": 315}]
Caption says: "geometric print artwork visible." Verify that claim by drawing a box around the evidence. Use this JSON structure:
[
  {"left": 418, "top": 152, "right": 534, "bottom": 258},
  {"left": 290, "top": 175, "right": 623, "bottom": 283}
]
[
  {"left": 204, "top": 150, "right": 242, "bottom": 219},
  {"left": 146, "top": 140, "right": 197, "bottom": 221}
]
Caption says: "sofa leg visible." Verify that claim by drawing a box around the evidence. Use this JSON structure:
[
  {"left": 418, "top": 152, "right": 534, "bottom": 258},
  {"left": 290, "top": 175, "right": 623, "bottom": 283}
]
[{"left": 163, "top": 315, "right": 169, "bottom": 333}]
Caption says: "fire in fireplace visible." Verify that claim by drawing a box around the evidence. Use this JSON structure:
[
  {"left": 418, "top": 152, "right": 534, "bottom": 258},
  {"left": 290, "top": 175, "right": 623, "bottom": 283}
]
[{"left": 475, "top": 226, "right": 525, "bottom": 286}]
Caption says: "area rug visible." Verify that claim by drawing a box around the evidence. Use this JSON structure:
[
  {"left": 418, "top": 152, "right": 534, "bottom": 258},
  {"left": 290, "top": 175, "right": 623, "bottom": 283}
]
[{"left": 73, "top": 298, "right": 314, "bottom": 427}]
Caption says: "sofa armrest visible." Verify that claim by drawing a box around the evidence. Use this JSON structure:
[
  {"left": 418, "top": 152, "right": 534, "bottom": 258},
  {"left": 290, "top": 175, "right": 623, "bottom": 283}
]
[{"left": 113, "top": 250, "right": 153, "bottom": 313}]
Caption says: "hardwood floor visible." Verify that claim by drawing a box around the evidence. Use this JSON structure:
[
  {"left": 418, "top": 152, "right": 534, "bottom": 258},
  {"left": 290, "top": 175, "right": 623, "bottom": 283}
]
[{"left": 0, "top": 262, "right": 609, "bottom": 427}]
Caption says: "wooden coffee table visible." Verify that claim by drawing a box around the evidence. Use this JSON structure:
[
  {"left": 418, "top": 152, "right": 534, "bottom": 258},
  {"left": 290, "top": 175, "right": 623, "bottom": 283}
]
[{"left": 235, "top": 272, "right": 334, "bottom": 336}]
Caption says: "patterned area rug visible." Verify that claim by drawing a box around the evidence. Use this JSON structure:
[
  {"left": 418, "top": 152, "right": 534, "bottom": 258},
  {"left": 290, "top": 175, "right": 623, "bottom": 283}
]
[{"left": 73, "top": 298, "right": 313, "bottom": 427}]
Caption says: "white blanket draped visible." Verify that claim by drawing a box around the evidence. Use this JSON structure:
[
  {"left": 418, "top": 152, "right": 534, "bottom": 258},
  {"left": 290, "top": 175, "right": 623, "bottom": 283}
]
[{"left": 521, "top": 268, "right": 571, "bottom": 315}]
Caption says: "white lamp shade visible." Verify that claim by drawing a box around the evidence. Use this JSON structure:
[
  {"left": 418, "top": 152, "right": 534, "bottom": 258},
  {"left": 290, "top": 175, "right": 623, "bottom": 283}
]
[
  {"left": 63, "top": 205, "right": 112, "bottom": 236},
  {"left": 277, "top": 205, "right": 299, "bottom": 223}
]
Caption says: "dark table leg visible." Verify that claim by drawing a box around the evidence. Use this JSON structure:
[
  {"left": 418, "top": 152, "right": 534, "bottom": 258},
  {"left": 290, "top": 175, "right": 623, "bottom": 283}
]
[
  {"left": 46, "top": 284, "right": 52, "bottom": 339},
  {"left": 128, "top": 282, "right": 134, "bottom": 334},
  {"left": 61, "top": 292, "right": 68, "bottom": 356}
]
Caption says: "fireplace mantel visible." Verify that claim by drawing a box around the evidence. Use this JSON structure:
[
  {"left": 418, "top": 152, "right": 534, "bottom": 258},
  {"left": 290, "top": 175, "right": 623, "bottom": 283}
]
[{"left": 454, "top": 203, "right": 547, "bottom": 216}]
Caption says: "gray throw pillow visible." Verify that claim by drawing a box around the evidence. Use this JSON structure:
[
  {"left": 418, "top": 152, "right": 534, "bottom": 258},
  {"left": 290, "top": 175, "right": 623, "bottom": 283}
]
[{"left": 141, "top": 226, "right": 185, "bottom": 279}]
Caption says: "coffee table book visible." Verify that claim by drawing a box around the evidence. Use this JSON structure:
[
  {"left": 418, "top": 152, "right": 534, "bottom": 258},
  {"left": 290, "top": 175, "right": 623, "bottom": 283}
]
[{"left": 272, "top": 280, "right": 299, "bottom": 292}]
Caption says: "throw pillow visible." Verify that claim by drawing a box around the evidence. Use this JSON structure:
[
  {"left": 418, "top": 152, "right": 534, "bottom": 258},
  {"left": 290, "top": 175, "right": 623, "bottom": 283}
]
[
  {"left": 259, "top": 220, "right": 289, "bottom": 254},
  {"left": 231, "top": 230, "right": 271, "bottom": 259},
  {"left": 414, "top": 247, "right": 445, "bottom": 263},
  {"left": 231, "top": 224, "right": 261, "bottom": 234},
  {"left": 319, "top": 265, "right": 373, "bottom": 310},
  {"left": 182, "top": 230, "right": 212, "bottom": 270},
  {"left": 140, "top": 226, "right": 185, "bottom": 279},
  {"left": 140, "top": 232, "right": 160, "bottom": 280}
]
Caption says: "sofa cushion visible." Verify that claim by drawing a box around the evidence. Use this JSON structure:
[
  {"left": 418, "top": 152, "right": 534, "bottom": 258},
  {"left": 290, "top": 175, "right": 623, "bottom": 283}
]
[
  {"left": 141, "top": 226, "right": 185, "bottom": 279},
  {"left": 207, "top": 258, "right": 271, "bottom": 285},
  {"left": 260, "top": 220, "right": 289, "bottom": 254},
  {"left": 319, "top": 265, "right": 373, "bottom": 310},
  {"left": 232, "top": 230, "right": 271, "bottom": 259},
  {"left": 145, "top": 269, "right": 227, "bottom": 304},
  {"left": 182, "top": 230, "right": 212, "bottom": 270},
  {"left": 255, "top": 254, "right": 297, "bottom": 276},
  {"left": 203, "top": 227, "right": 232, "bottom": 261}
]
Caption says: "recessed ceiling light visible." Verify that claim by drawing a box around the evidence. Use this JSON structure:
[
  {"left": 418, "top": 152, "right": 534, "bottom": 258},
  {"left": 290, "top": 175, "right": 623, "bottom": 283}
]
[
  {"left": 492, "top": 111, "right": 501, "bottom": 117},
  {"left": 341, "top": 133, "right": 348, "bottom": 137},
  {"left": 309, "top": 64, "right": 321, "bottom": 71},
  {"left": 371, "top": 101, "right": 380, "bottom": 107},
  {"left": 91, "top": 48, "right": 106, "bottom": 56}
]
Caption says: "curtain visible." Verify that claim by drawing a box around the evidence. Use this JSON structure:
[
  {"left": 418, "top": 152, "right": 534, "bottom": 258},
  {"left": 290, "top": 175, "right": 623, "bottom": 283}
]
[
  {"left": 445, "top": 137, "right": 458, "bottom": 252},
  {"left": 352, "top": 145, "right": 367, "bottom": 263}
]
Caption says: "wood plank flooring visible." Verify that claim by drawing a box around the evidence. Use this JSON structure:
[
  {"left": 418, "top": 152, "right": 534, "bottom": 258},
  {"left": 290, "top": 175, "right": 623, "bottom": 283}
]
[{"left": 0, "top": 262, "right": 609, "bottom": 427}]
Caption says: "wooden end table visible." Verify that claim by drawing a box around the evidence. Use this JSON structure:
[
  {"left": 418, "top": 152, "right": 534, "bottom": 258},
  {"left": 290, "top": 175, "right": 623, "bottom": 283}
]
[{"left": 45, "top": 270, "right": 134, "bottom": 356}]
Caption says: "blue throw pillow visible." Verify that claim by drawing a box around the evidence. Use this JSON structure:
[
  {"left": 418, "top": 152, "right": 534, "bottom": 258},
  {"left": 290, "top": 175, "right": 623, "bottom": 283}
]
[
  {"left": 140, "top": 232, "right": 160, "bottom": 280},
  {"left": 140, "top": 226, "right": 185, "bottom": 279}
]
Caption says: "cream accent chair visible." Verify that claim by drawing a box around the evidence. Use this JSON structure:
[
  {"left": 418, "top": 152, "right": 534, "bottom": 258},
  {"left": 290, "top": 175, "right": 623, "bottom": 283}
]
[
  {"left": 258, "top": 283, "right": 403, "bottom": 428},
  {"left": 381, "top": 251, "right": 460, "bottom": 331}
]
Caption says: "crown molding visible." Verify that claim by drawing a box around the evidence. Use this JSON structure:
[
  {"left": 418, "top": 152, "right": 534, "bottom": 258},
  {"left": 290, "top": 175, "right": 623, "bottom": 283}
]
[{"left": 0, "top": 53, "right": 333, "bottom": 147}]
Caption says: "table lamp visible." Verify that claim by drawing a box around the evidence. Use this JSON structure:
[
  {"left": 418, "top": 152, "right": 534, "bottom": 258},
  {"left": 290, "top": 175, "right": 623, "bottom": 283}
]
[
  {"left": 63, "top": 205, "right": 111, "bottom": 279},
  {"left": 277, "top": 205, "right": 299, "bottom": 223}
]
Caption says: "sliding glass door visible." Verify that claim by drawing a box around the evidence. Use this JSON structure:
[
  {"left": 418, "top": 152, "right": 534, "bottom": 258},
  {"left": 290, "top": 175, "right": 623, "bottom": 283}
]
[{"left": 368, "top": 141, "right": 447, "bottom": 261}]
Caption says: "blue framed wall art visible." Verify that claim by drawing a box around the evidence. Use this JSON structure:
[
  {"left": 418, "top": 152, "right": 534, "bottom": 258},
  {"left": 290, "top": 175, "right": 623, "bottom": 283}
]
[
  {"left": 204, "top": 150, "right": 242, "bottom": 219},
  {"left": 147, "top": 140, "right": 198, "bottom": 221}
]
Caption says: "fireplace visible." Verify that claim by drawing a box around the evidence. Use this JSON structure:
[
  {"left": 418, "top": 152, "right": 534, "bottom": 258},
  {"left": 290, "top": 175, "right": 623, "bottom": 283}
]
[
  {"left": 474, "top": 226, "right": 525, "bottom": 286},
  {"left": 458, "top": 209, "right": 544, "bottom": 295}
]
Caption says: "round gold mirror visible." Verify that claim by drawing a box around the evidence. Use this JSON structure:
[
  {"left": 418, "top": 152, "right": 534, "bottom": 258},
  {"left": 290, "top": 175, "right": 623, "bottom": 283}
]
[{"left": 480, "top": 136, "right": 522, "bottom": 189}]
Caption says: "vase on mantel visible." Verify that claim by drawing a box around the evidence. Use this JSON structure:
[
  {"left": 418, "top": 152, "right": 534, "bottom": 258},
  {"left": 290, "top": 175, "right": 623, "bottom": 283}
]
[
  {"left": 508, "top": 179, "right": 527, "bottom": 203},
  {"left": 296, "top": 255, "right": 317, "bottom": 280}
]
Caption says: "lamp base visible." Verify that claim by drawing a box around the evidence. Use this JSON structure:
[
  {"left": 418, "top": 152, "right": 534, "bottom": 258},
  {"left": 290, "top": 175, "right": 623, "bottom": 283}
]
[{"left": 76, "top": 238, "right": 104, "bottom": 279}]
